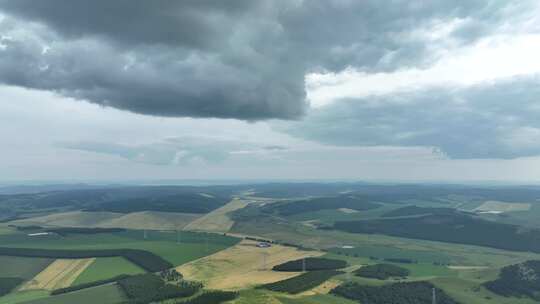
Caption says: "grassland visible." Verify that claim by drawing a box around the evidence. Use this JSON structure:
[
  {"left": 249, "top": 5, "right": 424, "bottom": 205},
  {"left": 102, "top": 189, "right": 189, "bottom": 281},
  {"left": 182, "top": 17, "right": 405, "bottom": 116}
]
[
  {"left": 20, "top": 259, "right": 94, "bottom": 291},
  {"left": 0, "top": 256, "right": 53, "bottom": 280},
  {"left": 177, "top": 240, "right": 323, "bottom": 290},
  {"left": 183, "top": 198, "right": 249, "bottom": 233},
  {"left": 72, "top": 257, "right": 144, "bottom": 285}
]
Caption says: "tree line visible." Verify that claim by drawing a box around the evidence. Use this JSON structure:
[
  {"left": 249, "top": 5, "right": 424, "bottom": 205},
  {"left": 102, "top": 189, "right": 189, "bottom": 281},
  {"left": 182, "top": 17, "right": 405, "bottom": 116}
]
[
  {"left": 331, "top": 281, "right": 460, "bottom": 304},
  {"left": 259, "top": 270, "right": 343, "bottom": 294},
  {"left": 484, "top": 260, "right": 540, "bottom": 300},
  {"left": 118, "top": 273, "right": 202, "bottom": 303},
  {"left": 354, "top": 263, "right": 410, "bottom": 280},
  {"left": 272, "top": 257, "right": 347, "bottom": 272}
]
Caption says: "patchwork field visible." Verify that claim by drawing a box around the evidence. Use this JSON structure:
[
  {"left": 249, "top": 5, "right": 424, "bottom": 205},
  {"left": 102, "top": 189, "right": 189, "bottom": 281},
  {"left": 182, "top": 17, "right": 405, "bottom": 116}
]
[
  {"left": 177, "top": 240, "right": 323, "bottom": 290},
  {"left": 20, "top": 258, "right": 94, "bottom": 291},
  {"left": 183, "top": 198, "right": 249, "bottom": 233},
  {"left": 13, "top": 211, "right": 201, "bottom": 230},
  {"left": 0, "top": 230, "right": 240, "bottom": 267}
]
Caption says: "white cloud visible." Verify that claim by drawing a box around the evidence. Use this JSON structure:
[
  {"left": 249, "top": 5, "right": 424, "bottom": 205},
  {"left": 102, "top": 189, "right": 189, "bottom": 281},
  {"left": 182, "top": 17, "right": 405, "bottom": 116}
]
[{"left": 307, "top": 33, "right": 540, "bottom": 107}]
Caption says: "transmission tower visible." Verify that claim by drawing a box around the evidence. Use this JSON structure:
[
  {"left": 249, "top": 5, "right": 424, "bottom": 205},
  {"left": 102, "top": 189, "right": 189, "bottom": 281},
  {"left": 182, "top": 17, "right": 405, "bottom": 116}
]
[{"left": 261, "top": 252, "right": 269, "bottom": 271}]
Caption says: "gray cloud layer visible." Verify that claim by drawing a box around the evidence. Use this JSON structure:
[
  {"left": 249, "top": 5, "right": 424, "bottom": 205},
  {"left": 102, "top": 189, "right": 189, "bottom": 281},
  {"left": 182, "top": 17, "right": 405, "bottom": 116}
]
[
  {"left": 283, "top": 76, "right": 540, "bottom": 159},
  {"left": 57, "top": 136, "right": 246, "bottom": 166},
  {"left": 0, "top": 0, "right": 523, "bottom": 119}
]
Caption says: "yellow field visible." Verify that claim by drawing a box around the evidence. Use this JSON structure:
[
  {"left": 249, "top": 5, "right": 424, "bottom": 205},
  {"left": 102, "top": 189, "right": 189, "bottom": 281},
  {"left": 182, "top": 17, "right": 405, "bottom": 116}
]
[
  {"left": 299, "top": 279, "right": 341, "bottom": 296},
  {"left": 20, "top": 258, "right": 95, "bottom": 291},
  {"left": 177, "top": 240, "right": 323, "bottom": 290},
  {"left": 183, "top": 198, "right": 249, "bottom": 233}
]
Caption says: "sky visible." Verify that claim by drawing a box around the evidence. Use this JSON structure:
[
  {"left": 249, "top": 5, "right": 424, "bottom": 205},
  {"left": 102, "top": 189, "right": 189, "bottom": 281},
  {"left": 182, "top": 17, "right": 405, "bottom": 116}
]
[{"left": 1, "top": 0, "right": 540, "bottom": 183}]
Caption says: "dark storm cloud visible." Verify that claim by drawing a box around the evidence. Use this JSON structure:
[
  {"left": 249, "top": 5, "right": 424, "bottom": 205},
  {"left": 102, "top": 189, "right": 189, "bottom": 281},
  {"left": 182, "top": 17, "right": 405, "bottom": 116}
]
[
  {"left": 0, "top": 0, "right": 528, "bottom": 119},
  {"left": 283, "top": 77, "right": 540, "bottom": 159},
  {"left": 0, "top": 0, "right": 255, "bottom": 49}
]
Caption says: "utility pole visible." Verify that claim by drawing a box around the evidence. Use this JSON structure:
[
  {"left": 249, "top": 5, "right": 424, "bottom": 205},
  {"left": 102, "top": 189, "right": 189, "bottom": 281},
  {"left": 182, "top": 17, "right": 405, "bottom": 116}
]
[
  {"left": 143, "top": 229, "right": 148, "bottom": 240},
  {"left": 432, "top": 287, "right": 437, "bottom": 304},
  {"left": 302, "top": 257, "right": 306, "bottom": 273},
  {"left": 261, "top": 252, "right": 268, "bottom": 271}
]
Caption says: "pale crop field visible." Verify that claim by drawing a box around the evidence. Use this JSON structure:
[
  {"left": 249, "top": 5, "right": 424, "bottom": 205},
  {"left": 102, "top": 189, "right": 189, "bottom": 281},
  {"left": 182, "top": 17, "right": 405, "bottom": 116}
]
[
  {"left": 475, "top": 201, "right": 531, "bottom": 212},
  {"left": 183, "top": 198, "right": 249, "bottom": 233},
  {"left": 13, "top": 210, "right": 201, "bottom": 230},
  {"left": 177, "top": 240, "right": 323, "bottom": 290},
  {"left": 20, "top": 258, "right": 95, "bottom": 291}
]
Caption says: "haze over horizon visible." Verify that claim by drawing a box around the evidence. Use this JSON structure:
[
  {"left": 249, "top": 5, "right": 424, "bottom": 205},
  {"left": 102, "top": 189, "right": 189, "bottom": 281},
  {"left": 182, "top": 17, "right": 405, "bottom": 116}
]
[{"left": 2, "top": 1, "right": 540, "bottom": 182}]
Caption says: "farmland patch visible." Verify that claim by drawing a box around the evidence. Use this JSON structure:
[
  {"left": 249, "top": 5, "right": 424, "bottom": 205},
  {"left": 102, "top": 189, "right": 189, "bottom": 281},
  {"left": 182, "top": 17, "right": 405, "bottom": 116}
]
[
  {"left": 177, "top": 240, "right": 323, "bottom": 290},
  {"left": 20, "top": 258, "right": 94, "bottom": 290}
]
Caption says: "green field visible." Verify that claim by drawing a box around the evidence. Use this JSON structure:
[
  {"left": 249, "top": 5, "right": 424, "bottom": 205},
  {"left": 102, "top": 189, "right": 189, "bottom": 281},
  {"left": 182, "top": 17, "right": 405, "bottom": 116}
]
[
  {"left": 278, "top": 294, "right": 358, "bottom": 304},
  {"left": 432, "top": 277, "right": 538, "bottom": 304},
  {"left": 21, "top": 284, "right": 125, "bottom": 304},
  {"left": 0, "top": 230, "right": 239, "bottom": 267},
  {"left": 329, "top": 244, "right": 452, "bottom": 264},
  {"left": 73, "top": 257, "right": 144, "bottom": 285},
  {"left": 0, "top": 225, "right": 14, "bottom": 235},
  {"left": 0, "top": 291, "right": 49, "bottom": 304},
  {"left": 0, "top": 256, "right": 53, "bottom": 280},
  {"left": 288, "top": 204, "right": 398, "bottom": 224}
]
